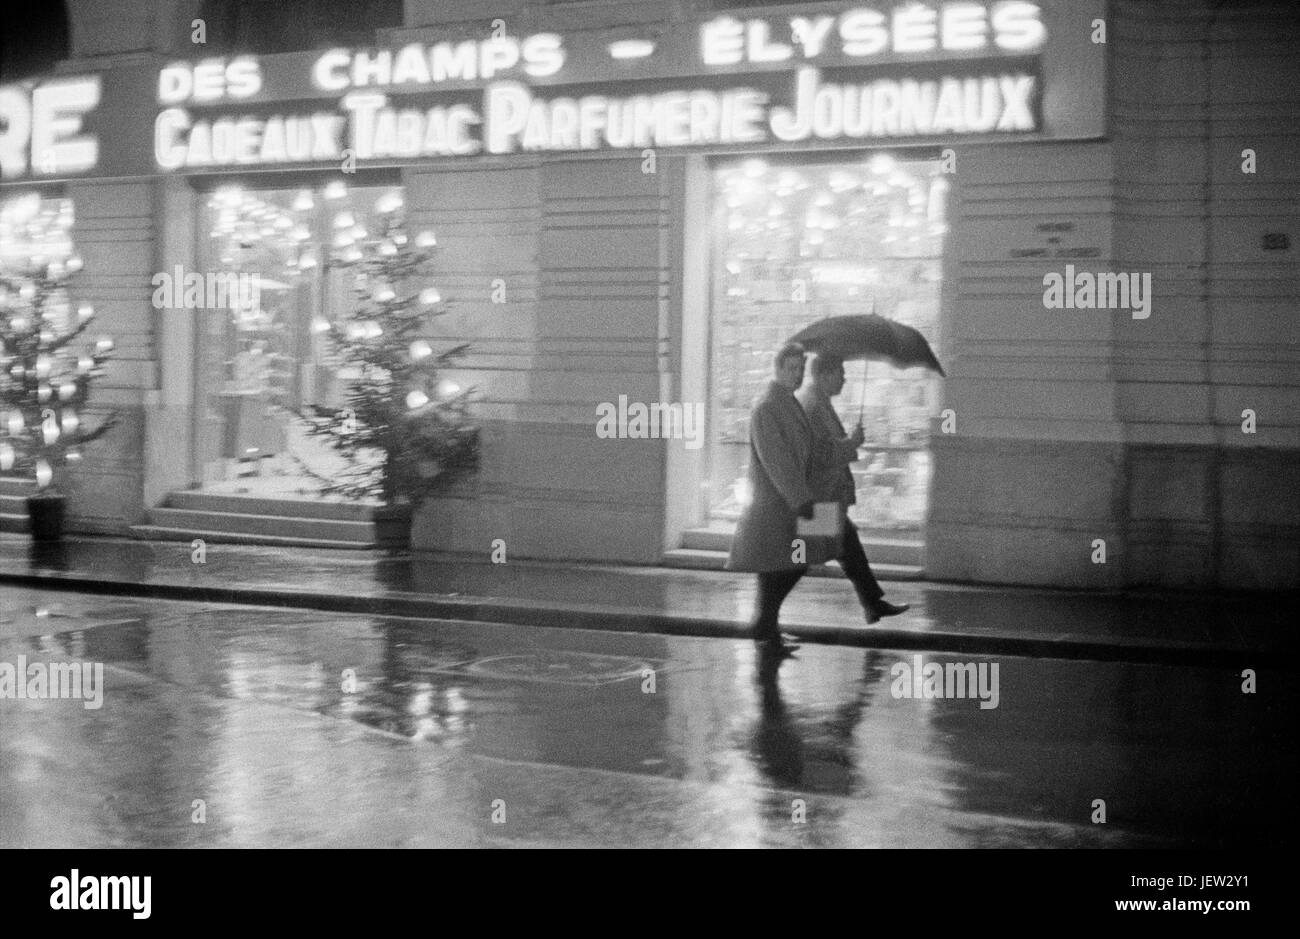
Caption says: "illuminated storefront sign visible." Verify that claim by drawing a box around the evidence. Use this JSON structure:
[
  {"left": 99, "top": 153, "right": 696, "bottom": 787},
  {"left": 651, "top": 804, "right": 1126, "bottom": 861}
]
[
  {"left": 0, "top": 77, "right": 101, "bottom": 179},
  {"left": 0, "top": 1, "right": 1104, "bottom": 183}
]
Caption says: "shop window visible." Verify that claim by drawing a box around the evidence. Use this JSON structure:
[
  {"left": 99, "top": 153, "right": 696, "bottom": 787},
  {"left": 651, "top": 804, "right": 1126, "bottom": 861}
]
[
  {"left": 707, "top": 155, "right": 947, "bottom": 533},
  {"left": 0, "top": 191, "right": 74, "bottom": 276},
  {"left": 195, "top": 182, "right": 398, "bottom": 496}
]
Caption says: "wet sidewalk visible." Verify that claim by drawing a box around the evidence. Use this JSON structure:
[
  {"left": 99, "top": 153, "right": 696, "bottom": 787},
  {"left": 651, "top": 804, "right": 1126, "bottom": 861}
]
[{"left": 0, "top": 533, "right": 1294, "bottom": 666}]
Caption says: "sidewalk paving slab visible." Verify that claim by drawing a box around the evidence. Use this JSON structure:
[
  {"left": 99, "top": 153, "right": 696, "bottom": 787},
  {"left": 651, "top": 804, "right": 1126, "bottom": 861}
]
[{"left": 1, "top": 534, "right": 1294, "bottom": 667}]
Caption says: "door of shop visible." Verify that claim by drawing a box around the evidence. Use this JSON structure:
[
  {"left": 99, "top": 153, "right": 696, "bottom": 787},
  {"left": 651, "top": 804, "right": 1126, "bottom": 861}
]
[
  {"left": 191, "top": 182, "right": 391, "bottom": 498},
  {"left": 685, "top": 153, "right": 948, "bottom": 570}
]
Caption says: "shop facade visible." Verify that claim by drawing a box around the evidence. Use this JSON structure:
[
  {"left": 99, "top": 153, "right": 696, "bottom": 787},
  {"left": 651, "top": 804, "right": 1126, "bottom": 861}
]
[{"left": 1, "top": 0, "right": 1296, "bottom": 589}]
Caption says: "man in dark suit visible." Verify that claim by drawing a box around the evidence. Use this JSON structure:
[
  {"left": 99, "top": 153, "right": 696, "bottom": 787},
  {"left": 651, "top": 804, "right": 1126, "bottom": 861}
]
[
  {"left": 796, "top": 353, "right": 910, "bottom": 624},
  {"left": 726, "top": 342, "right": 830, "bottom": 655}
]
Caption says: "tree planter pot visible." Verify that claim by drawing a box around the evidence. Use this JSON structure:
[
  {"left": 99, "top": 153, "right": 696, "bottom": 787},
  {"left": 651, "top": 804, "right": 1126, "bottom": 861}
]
[
  {"left": 27, "top": 494, "right": 67, "bottom": 542},
  {"left": 372, "top": 504, "right": 414, "bottom": 549}
]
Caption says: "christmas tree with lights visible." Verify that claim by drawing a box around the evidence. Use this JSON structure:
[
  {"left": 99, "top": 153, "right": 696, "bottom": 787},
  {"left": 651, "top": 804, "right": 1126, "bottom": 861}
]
[
  {"left": 0, "top": 194, "right": 117, "bottom": 497},
  {"left": 294, "top": 186, "right": 479, "bottom": 505}
]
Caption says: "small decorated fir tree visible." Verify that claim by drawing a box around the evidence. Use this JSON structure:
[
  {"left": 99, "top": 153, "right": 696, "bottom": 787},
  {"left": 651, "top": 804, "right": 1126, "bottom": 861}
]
[
  {"left": 295, "top": 189, "right": 478, "bottom": 505},
  {"left": 0, "top": 194, "right": 117, "bottom": 493}
]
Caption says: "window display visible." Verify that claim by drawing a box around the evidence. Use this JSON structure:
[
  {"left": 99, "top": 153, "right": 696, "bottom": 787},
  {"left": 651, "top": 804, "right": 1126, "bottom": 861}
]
[
  {"left": 707, "top": 155, "right": 946, "bottom": 532},
  {"left": 196, "top": 182, "right": 393, "bottom": 495}
]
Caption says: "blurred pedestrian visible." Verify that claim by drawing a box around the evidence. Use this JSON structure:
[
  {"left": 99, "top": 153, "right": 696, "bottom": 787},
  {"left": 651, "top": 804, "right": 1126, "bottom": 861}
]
[
  {"left": 797, "top": 353, "right": 910, "bottom": 624},
  {"left": 726, "top": 342, "right": 828, "bottom": 656}
]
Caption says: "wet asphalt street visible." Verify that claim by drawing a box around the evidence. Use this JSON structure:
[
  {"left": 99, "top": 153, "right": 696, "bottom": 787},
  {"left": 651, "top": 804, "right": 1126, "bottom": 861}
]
[{"left": 0, "top": 586, "right": 1292, "bottom": 848}]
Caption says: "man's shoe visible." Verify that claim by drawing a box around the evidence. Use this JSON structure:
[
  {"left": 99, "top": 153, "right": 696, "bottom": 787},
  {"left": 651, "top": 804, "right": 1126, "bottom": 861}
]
[{"left": 867, "top": 599, "right": 910, "bottom": 623}]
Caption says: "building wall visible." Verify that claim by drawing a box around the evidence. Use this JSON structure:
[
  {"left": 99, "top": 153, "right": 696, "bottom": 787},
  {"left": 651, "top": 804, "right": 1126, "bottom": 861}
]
[
  {"left": 926, "top": 139, "right": 1124, "bottom": 588},
  {"left": 39, "top": 0, "right": 1297, "bottom": 588},
  {"left": 927, "top": 0, "right": 1299, "bottom": 589},
  {"left": 1109, "top": 0, "right": 1300, "bottom": 590},
  {"left": 59, "top": 181, "right": 156, "bottom": 534},
  {"left": 406, "top": 154, "right": 675, "bottom": 562}
]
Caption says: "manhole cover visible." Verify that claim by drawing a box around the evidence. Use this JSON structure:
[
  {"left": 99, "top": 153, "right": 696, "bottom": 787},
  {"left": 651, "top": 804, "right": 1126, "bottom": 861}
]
[{"left": 466, "top": 651, "right": 651, "bottom": 686}]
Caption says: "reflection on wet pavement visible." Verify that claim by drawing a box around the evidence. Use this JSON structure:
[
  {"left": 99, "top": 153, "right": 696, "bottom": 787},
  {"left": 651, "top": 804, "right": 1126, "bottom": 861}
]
[{"left": 0, "top": 587, "right": 1292, "bottom": 848}]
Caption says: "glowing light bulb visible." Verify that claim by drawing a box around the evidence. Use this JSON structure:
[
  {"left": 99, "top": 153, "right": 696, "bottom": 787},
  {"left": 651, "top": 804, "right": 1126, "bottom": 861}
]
[
  {"left": 406, "top": 390, "right": 429, "bottom": 409},
  {"left": 0, "top": 443, "right": 13, "bottom": 471},
  {"left": 375, "top": 192, "right": 403, "bottom": 213},
  {"left": 215, "top": 186, "right": 243, "bottom": 207},
  {"left": 436, "top": 379, "right": 460, "bottom": 398},
  {"left": 409, "top": 340, "right": 432, "bottom": 360},
  {"left": 868, "top": 154, "right": 896, "bottom": 175},
  {"left": 77, "top": 304, "right": 94, "bottom": 322},
  {"left": 378, "top": 241, "right": 397, "bottom": 256},
  {"left": 415, "top": 231, "right": 437, "bottom": 248},
  {"left": 58, "top": 382, "right": 76, "bottom": 401},
  {"left": 293, "top": 190, "right": 314, "bottom": 211},
  {"left": 311, "top": 317, "right": 331, "bottom": 334},
  {"left": 323, "top": 181, "right": 347, "bottom": 200},
  {"left": 36, "top": 460, "right": 53, "bottom": 489},
  {"left": 374, "top": 286, "right": 396, "bottom": 303},
  {"left": 95, "top": 337, "right": 114, "bottom": 354},
  {"left": 742, "top": 158, "right": 766, "bottom": 178},
  {"left": 333, "top": 211, "right": 355, "bottom": 229},
  {"left": 419, "top": 288, "right": 441, "bottom": 305},
  {"left": 62, "top": 411, "right": 79, "bottom": 434},
  {"left": 299, "top": 251, "right": 318, "bottom": 269}
]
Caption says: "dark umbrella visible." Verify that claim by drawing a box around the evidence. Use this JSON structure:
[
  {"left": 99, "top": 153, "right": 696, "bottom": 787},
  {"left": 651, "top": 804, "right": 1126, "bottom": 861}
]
[
  {"left": 788, "top": 314, "right": 945, "bottom": 423},
  {"left": 788, "top": 314, "right": 944, "bottom": 376}
]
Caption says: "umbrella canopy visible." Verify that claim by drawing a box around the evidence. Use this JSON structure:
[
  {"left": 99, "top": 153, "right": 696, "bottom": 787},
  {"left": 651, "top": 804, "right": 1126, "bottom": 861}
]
[{"left": 788, "top": 314, "right": 945, "bottom": 376}]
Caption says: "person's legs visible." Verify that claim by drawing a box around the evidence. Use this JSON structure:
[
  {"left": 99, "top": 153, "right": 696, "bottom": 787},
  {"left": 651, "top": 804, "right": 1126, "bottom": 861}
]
[
  {"left": 838, "top": 522, "right": 910, "bottom": 622},
  {"left": 754, "top": 569, "right": 806, "bottom": 641},
  {"left": 838, "top": 523, "right": 884, "bottom": 608}
]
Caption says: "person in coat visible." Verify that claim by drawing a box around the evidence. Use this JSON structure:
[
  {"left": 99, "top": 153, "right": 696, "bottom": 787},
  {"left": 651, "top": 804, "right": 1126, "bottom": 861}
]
[
  {"left": 796, "top": 353, "right": 910, "bottom": 624},
  {"left": 725, "top": 342, "right": 826, "bottom": 654}
]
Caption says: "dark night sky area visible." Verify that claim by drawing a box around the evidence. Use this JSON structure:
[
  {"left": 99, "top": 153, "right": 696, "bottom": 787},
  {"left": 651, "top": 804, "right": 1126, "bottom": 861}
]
[{"left": 0, "top": 1, "right": 70, "bottom": 81}]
